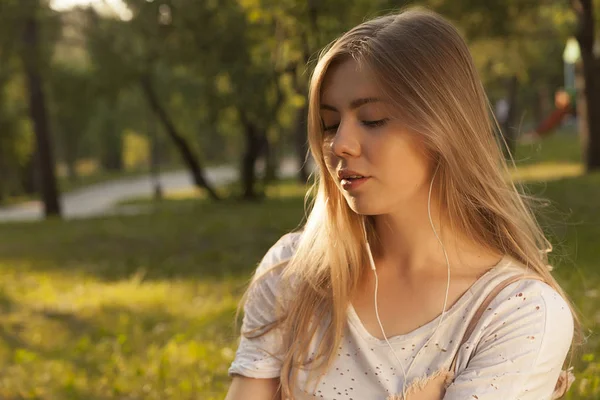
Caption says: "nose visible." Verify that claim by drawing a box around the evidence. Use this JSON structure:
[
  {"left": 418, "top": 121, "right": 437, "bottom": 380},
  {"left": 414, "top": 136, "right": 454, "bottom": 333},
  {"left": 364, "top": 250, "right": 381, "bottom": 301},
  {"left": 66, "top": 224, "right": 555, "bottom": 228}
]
[{"left": 330, "top": 121, "right": 361, "bottom": 159}]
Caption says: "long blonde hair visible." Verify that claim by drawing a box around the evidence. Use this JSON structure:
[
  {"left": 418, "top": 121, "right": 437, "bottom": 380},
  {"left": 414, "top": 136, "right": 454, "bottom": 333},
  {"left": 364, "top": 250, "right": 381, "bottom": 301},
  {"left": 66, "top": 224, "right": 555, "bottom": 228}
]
[{"left": 241, "top": 7, "right": 582, "bottom": 398}]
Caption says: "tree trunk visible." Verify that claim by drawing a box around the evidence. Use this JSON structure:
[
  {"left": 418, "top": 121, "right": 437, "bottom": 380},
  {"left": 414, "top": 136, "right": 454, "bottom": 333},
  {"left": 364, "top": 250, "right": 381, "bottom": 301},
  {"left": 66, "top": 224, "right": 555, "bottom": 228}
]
[
  {"left": 21, "top": 4, "right": 61, "bottom": 217},
  {"left": 19, "top": 153, "right": 37, "bottom": 195},
  {"left": 239, "top": 113, "right": 264, "bottom": 200},
  {"left": 262, "top": 134, "right": 278, "bottom": 185},
  {"left": 574, "top": 0, "right": 600, "bottom": 171},
  {"left": 140, "top": 74, "right": 220, "bottom": 200},
  {"left": 100, "top": 109, "right": 123, "bottom": 172},
  {"left": 534, "top": 85, "right": 551, "bottom": 125},
  {"left": 148, "top": 112, "right": 163, "bottom": 200},
  {"left": 290, "top": 1, "right": 318, "bottom": 184},
  {"left": 293, "top": 103, "right": 310, "bottom": 182},
  {"left": 262, "top": 75, "right": 285, "bottom": 186},
  {"left": 63, "top": 128, "right": 78, "bottom": 183},
  {"left": 0, "top": 140, "right": 5, "bottom": 203},
  {"left": 575, "top": 60, "right": 589, "bottom": 161}
]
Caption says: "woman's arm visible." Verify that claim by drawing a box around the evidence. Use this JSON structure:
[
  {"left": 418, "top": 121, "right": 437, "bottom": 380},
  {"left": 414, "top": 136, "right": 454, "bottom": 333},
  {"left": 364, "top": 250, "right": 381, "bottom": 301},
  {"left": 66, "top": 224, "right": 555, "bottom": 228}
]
[
  {"left": 227, "top": 233, "right": 300, "bottom": 397},
  {"left": 225, "top": 376, "right": 281, "bottom": 400}
]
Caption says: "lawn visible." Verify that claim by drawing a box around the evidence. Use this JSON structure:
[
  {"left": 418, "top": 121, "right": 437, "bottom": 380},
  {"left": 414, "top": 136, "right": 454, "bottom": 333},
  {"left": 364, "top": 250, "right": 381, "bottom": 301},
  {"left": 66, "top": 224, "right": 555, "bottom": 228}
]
[{"left": 0, "top": 131, "right": 598, "bottom": 399}]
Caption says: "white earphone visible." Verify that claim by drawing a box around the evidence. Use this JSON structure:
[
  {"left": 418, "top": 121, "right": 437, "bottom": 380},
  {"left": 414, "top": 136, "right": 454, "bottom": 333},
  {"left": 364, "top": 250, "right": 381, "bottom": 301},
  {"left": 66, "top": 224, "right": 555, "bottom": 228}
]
[{"left": 363, "top": 163, "right": 451, "bottom": 388}]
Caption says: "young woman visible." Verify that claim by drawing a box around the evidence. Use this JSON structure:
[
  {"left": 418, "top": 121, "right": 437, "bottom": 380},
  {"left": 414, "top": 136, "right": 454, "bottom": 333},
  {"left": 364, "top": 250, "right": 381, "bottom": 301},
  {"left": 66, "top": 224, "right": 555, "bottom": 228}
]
[{"left": 225, "top": 8, "right": 579, "bottom": 400}]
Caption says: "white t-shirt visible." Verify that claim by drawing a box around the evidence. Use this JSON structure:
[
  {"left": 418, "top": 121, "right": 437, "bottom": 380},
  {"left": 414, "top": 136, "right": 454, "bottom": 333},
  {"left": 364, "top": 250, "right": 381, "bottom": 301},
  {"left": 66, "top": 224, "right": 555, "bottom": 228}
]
[{"left": 229, "top": 233, "right": 574, "bottom": 400}]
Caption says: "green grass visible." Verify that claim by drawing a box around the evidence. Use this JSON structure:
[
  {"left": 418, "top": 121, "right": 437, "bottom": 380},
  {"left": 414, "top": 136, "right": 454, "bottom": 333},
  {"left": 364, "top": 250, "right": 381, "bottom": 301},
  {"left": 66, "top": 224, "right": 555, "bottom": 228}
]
[
  {"left": 0, "top": 198, "right": 305, "bottom": 399},
  {"left": 117, "top": 178, "right": 311, "bottom": 208},
  {"left": 511, "top": 130, "right": 585, "bottom": 182},
  {"left": 514, "top": 129, "right": 582, "bottom": 167},
  {"left": 0, "top": 132, "right": 599, "bottom": 399}
]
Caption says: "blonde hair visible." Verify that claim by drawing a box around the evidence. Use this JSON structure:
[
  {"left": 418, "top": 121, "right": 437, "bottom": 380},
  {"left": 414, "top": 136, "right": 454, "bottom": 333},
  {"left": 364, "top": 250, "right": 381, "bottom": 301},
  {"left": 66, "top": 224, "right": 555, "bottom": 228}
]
[{"left": 240, "top": 7, "right": 582, "bottom": 398}]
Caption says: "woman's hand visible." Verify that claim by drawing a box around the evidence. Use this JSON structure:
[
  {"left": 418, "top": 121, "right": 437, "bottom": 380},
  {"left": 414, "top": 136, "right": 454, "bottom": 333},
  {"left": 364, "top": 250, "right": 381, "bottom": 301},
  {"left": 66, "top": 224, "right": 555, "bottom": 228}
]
[{"left": 225, "top": 376, "right": 281, "bottom": 400}]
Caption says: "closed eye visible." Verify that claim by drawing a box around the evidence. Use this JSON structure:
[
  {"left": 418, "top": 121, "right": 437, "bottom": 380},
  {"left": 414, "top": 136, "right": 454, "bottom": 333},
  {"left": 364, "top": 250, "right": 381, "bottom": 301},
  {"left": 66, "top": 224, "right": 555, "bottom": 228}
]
[
  {"left": 323, "top": 124, "right": 339, "bottom": 133},
  {"left": 362, "top": 119, "right": 388, "bottom": 128},
  {"left": 322, "top": 119, "right": 388, "bottom": 133}
]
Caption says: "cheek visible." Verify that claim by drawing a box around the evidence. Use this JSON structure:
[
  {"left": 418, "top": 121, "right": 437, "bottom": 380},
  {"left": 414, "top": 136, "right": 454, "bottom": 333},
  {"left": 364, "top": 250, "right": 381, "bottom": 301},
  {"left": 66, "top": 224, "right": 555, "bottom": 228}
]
[
  {"left": 379, "top": 139, "right": 431, "bottom": 185},
  {"left": 402, "top": 150, "right": 429, "bottom": 175}
]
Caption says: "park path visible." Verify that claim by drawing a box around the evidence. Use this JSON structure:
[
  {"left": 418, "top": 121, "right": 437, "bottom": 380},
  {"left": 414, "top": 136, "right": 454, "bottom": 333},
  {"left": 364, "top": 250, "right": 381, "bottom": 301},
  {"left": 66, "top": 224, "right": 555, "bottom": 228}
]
[{"left": 0, "top": 159, "right": 302, "bottom": 223}]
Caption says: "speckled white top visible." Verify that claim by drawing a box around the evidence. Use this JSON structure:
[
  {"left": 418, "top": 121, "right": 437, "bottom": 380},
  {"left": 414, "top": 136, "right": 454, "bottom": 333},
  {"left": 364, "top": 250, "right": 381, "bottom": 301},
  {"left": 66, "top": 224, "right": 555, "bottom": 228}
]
[{"left": 229, "top": 233, "right": 574, "bottom": 400}]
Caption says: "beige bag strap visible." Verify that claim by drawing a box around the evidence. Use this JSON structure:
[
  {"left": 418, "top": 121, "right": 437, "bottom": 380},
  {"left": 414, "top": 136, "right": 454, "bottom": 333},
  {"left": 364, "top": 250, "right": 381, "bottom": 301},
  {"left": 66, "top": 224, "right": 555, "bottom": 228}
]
[{"left": 448, "top": 273, "right": 544, "bottom": 373}]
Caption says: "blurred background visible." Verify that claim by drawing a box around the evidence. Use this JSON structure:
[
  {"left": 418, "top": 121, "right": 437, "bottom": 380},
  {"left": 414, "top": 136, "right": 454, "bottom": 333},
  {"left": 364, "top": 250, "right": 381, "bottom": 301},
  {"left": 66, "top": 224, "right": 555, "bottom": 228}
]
[{"left": 0, "top": 0, "right": 598, "bottom": 398}]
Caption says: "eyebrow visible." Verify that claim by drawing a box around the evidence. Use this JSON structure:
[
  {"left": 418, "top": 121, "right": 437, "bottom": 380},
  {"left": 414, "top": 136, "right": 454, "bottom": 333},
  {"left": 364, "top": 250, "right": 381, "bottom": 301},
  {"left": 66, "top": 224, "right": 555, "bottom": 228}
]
[{"left": 320, "top": 97, "right": 382, "bottom": 112}]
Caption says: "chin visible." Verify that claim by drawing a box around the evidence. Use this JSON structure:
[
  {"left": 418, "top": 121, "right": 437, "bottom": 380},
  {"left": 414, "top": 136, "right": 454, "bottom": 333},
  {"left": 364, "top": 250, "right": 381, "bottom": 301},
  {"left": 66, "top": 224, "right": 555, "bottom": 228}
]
[{"left": 343, "top": 195, "right": 383, "bottom": 216}]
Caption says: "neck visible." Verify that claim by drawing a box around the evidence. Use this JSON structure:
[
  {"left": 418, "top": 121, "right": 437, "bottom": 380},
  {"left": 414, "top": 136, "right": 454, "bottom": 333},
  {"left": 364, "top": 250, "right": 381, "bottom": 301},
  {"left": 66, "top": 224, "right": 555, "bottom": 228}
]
[{"left": 370, "top": 187, "right": 487, "bottom": 275}]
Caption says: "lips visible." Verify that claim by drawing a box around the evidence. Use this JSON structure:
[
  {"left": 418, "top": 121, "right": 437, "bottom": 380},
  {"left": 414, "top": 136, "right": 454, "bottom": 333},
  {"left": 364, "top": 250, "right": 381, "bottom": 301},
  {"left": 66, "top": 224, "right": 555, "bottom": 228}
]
[
  {"left": 337, "top": 169, "right": 368, "bottom": 180},
  {"left": 337, "top": 169, "right": 370, "bottom": 191}
]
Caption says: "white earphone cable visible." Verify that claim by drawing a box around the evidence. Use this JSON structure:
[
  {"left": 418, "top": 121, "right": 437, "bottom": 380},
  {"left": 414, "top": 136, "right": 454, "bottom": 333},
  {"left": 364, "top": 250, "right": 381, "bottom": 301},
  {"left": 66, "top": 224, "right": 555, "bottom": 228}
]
[
  {"left": 364, "top": 163, "right": 451, "bottom": 387},
  {"left": 366, "top": 241, "right": 408, "bottom": 379}
]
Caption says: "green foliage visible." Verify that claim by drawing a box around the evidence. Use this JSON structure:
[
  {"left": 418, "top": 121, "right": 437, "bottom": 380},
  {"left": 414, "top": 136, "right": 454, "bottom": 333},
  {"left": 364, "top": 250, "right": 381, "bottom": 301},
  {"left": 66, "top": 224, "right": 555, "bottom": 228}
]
[
  {"left": 0, "top": 0, "right": 599, "bottom": 201},
  {"left": 47, "top": 64, "right": 95, "bottom": 172}
]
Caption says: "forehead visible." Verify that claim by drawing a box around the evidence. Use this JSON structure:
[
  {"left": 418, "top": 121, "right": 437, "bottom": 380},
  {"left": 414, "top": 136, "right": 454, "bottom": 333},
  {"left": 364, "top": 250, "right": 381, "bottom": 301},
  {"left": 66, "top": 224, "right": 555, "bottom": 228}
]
[{"left": 320, "top": 58, "right": 381, "bottom": 107}]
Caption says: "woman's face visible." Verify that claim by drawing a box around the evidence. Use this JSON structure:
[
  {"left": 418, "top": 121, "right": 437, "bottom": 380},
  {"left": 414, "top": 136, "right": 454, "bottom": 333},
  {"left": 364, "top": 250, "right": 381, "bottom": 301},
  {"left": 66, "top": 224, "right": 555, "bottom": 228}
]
[{"left": 320, "top": 58, "right": 434, "bottom": 216}]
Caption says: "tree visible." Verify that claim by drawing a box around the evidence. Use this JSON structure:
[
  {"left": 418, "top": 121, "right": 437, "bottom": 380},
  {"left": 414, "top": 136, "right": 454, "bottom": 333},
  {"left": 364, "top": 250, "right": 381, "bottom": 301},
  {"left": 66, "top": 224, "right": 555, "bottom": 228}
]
[
  {"left": 233, "top": 0, "right": 395, "bottom": 184},
  {"left": 0, "top": 1, "right": 35, "bottom": 203},
  {"left": 86, "top": 3, "right": 221, "bottom": 199},
  {"left": 48, "top": 65, "right": 95, "bottom": 181},
  {"left": 84, "top": 9, "right": 131, "bottom": 172},
  {"left": 140, "top": 72, "right": 220, "bottom": 200},
  {"left": 572, "top": 0, "right": 600, "bottom": 170},
  {"left": 20, "top": 0, "right": 62, "bottom": 217}
]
